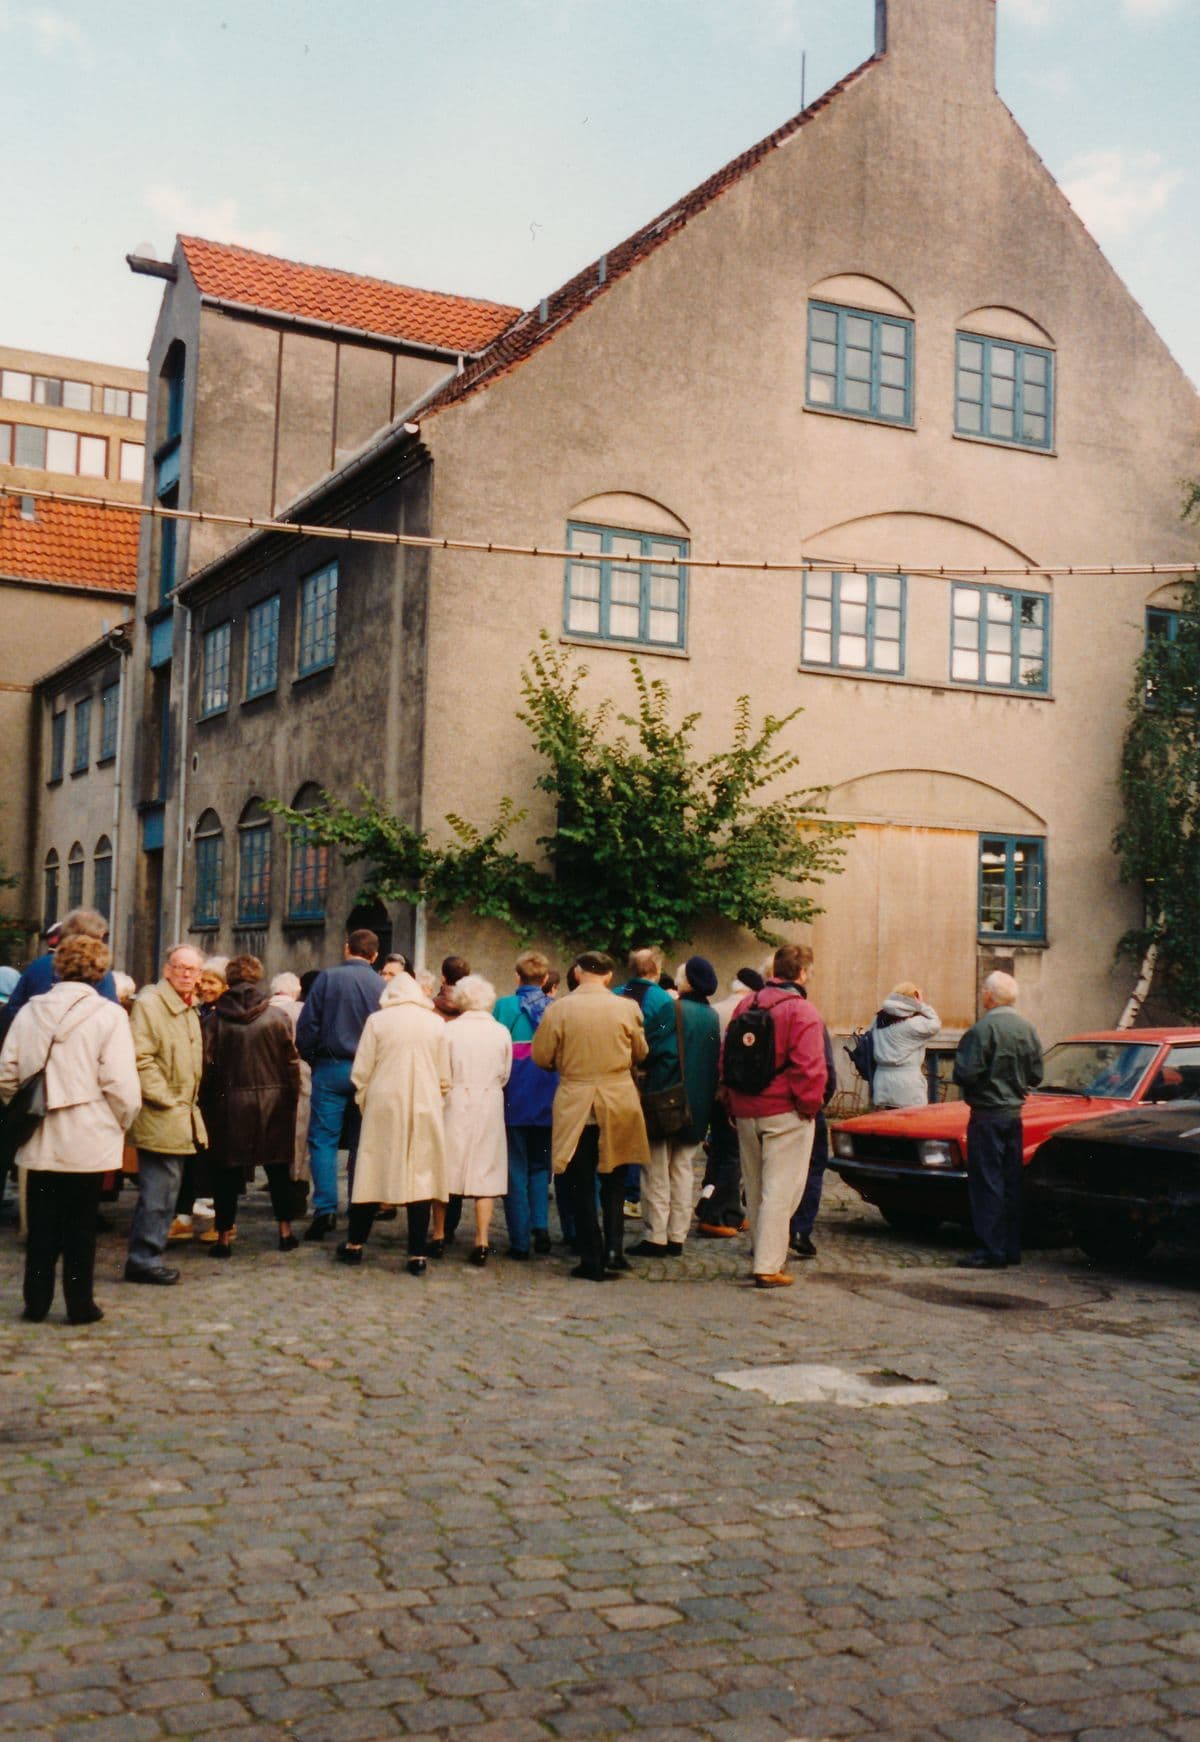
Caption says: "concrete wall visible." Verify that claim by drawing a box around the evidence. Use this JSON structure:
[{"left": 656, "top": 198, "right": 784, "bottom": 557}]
[
  {"left": 0, "top": 343, "right": 146, "bottom": 501},
  {"left": 412, "top": 0, "right": 1199, "bottom": 1045},
  {"left": 35, "top": 647, "right": 123, "bottom": 940}
]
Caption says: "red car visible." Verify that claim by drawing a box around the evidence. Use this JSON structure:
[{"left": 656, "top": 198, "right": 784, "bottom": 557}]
[{"left": 830, "top": 1029, "right": 1200, "bottom": 1236}]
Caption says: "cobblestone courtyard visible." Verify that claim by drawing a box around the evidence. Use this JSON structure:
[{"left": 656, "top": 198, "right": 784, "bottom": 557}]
[{"left": 2, "top": 1178, "right": 1199, "bottom": 1742}]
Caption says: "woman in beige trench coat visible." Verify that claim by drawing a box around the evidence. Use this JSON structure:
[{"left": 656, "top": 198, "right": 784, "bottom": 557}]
[
  {"left": 337, "top": 973, "right": 451, "bottom": 1276},
  {"left": 431, "top": 975, "right": 512, "bottom": 1267}
]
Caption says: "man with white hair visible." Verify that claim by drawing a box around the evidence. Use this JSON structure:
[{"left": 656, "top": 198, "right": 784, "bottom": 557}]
[{"left": 952, "top": 970, "right": 1043, "bottom": 1270}]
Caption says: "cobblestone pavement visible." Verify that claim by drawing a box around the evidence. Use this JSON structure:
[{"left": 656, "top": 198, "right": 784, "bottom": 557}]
[{"left": 2, "top": 1175, "right": 1199, "bottom": 1742}]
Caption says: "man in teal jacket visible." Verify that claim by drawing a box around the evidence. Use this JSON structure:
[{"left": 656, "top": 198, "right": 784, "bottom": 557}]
[
  {"left": 953, "top": 970, "right": 1043, "bottom": 1270},
  {"left": 616, "top": 947, "right": 679, "bottom": 1267}
]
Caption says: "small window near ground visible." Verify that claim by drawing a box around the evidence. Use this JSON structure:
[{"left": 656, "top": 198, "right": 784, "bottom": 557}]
[
  {"left": 93, "top": 837, "right": 113, "bottom": 921},
  {"left": 287, "top": 787, "right": 329, "bottom": 922},
  {"left": 193, "top": 811, "right": 223, "bottom": 929},
  {"left": 236, "top": 805, "right": 271, "bottom": 927},
  {"left": 67, "top": 842, "right": 85, "bottom": 910},
  {"left": 979, "top": 835, "right": 1045, "bottom": 942},
  {"left": 43, "top": 851, "right": 59, "bottom": 928}
]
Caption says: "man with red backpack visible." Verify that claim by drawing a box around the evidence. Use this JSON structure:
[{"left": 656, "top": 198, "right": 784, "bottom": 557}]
[{"left": 722, "top": 943, "right": 829, "bottom": 1289}]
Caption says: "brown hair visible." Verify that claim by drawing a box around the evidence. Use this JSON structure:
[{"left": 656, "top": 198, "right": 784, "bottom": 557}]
[
  {"left": 627, "top": 946, "right": 662, "bottom": 979},
  {"left": 772, "top": 943, "right": 812, "bottom": 982},
  {"left": 515, "top": 950, "right": 550, "bottom": 984},
  {"left": 347, "top": 928, "right": 379, "bottom": 960},
  {"left": 576, "top": 951, "right": 615, "bottom": 977},
  {"left": 441, "top": 954, "right": 470, "bottom": 985},
  {"left": 225, "top": 954, "right": 264, "bottom": 985},
  {"left": 54, "top": 935, "right": 112, "bottom": 984}
]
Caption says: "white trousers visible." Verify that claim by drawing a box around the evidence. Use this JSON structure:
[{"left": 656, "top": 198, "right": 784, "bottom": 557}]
[
  {"left": 642, "top": 1138, "right": 700, "bottom": 1245},
  {"left": 736, "top": 1112, "right": 814, "bottom": 1276}
]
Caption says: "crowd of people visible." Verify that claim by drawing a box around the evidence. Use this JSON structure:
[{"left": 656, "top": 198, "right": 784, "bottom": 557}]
[{"left": 0, "top": 905, "right": 1043, "bottom": 1321}]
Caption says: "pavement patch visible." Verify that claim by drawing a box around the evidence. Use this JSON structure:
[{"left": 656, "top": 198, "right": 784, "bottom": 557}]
[{"left": 714, "top": 1362, "right": 948, "bottom": 1408}]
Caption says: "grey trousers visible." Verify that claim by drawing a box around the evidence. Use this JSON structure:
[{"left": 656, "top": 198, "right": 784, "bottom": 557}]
[{"left": 128, "top": 1150, "right": 185, "bottom": 1272}]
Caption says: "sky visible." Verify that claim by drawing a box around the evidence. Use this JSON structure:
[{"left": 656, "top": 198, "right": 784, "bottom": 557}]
[{"left": 1, "top": 0, "right": 1198, "bottom": 388}]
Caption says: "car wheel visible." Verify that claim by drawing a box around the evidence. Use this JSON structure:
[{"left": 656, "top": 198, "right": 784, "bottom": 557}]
[
  {"left": 879, "top": 1205, "right": 942, "bottom": 1237},
  {"left": 1075, "top": 1218, "right": 1157, "bottom": 1267}
]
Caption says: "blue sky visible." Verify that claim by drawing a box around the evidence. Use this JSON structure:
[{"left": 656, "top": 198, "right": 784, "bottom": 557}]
[{"left": 2, "top": 0, "right": 1197, "bottom": 392}]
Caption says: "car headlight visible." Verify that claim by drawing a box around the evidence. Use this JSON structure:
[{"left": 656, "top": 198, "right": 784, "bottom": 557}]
[
  {"left": 918, "top": 1141, "right": 957, "bottom": 1169},
  {"left": 833, "top": 1131, "right": 855, "bottom": 1159}
]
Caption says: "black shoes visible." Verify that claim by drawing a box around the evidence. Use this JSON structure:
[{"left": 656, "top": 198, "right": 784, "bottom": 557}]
[
  {"left": 427, "top": 1239, "right": 445, "bottom": 1259},
  {"left": 569, "top": 1263, "right": 607, "bottom": 1282},
  {"left": 124, "top": 1263, "right": 180, "bottom": 1285},
  {"left": 630, "top": 1239, "right": 668, "bottom": 1257},
  {"left": 304, "top": 1212, "right": 337, "bottom": 1242},
  {"left": 209, "top": 1241, "right": 233, "bottom": 1260},
  {"left": 335, "top": 1242, "right": 363, "bottom": 1266},
  {"left": 956, "top": 1251, "right": 1006, "bottom": 1270},
  {"left": 375, "top": 1207, "right": 398, "bottom": 1221},
  {"left": 532, "top": 1229, "right": 552, "bottom": 1255},
  {"left": 278, "top": 1232, "right": 299, "bottom": 1252},
  {"left": 665, "top": 1241, "right": 683, "bottom": 1257},
  {"left": 68, "top": 1304, "right": 104, "bottom": 1326},
  {"left": 790, "top": 1232, "right": 817, "bottom": 1259},
  {"left": 508, "top": 1248, "right": 530, "bottom": 1261},
  {"left": 407, "top": 1257, "right": 427, "bottom": 1276},
  {"left": 468, "top": 1246, "right": 490, "bottom": 1267}
]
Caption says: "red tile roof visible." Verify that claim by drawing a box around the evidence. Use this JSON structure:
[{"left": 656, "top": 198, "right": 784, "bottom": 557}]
[
  {"left": 0, "top": 495, "right": 139, "bottom": 592},
  {"left": 179, "top": 237, "right": 521, "bottom": 354},
  {"left": 418, "top": 56, "right": 878, "bottom": 422}
]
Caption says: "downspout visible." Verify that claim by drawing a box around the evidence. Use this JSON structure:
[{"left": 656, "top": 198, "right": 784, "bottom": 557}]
[
  {"left": 171, "top": 598, "right": 193, "bottom": 943},
  {"left": 106, "top": 628, "right": 133, "bottom": 964}
]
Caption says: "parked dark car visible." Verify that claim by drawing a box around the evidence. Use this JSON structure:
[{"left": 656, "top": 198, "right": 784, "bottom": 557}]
[{"left": 1025, "top": 1102, "right": 1200, "bottom": 1263}]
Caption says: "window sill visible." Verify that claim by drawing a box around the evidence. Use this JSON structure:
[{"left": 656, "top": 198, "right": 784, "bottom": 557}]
[
  {"left": 803, "top": 403, "right": 916, "bottom": 434},
  {"left": 197, "top": 706, "right": 228, "bottom": 723},
  {"left": 234, "top": 918, "right": 270, "bottom": 931},
  {"left": 97, "top": 754, "right": 116, "bottom": 768},
  {"left": 294, "top": 660, "right": 335, "bottom": 685},
  {"left": 797, "top": 665, "right": 1054, "bottom": 702},
  {"left": 559, "top": 634, "right": 689, "bottom": 661},
  {"left": 284, "top": 914, "right": 328, "bottom": 928},
  {"left": 977, "top": 936, "right": 1049, "bottom": 950},
  {"left": 190, "top": 921, "right": 219, "bottom": 934},
  {"left": 244, "top": 685, "right": 278, "bottom": 705},
  {"left": 70, "top": 766, "right": 89, "bottom": 779},
  {"left": 46, "top": 776, "right": 64, "bottom": 788},
  {"left": 952, "top": 431, "right": 1056, "bottom": 458}
]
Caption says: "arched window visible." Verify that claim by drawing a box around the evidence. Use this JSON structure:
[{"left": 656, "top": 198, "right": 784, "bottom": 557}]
[
  {"left": 287, "top": 784, "right": 329, "bottom": 923},
  {"left": 93, "top": 835, "right": 113, "bottom": 923},
  {"left": 43, "top": 850, "right": 59, "bottom": 930},
  {"left": 155, "top": 340, "right": 186, "bottom": 602},
  {"left": 193, "top": 810, "right": 223, "bottom": 929},
  {"left": 954, "top": 308, "right": 1054, "bottom": 452},
  {"left": 67, "top": 842, "right": 85, "bottom": 910},
  {"left": 236, "top": 800, "right": 271, "bottom": 927},
  {"left": 563, "top": 493, "right": 690, "bottom": 652}
]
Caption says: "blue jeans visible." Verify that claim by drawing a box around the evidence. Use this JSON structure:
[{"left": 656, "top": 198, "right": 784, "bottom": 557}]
[
  {"left": 307, "top": 1058, "right": 356, "bottom": 1216},
  {"left": 504, "top": 1125, "right": 551, "bottom": 1253},
  {"left": 128, "top": 1151, "right": 185, "bottom": 1271}
]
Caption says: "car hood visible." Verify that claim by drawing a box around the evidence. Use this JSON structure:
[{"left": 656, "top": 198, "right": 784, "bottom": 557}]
[{"left": 836, "top": 1094, "right": 1134, "bottom": 1151}]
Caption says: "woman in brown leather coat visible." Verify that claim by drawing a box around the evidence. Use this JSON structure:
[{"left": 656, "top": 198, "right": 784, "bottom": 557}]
[{"left": 201, "top": 955, "right": 301, "bottom": 1255}]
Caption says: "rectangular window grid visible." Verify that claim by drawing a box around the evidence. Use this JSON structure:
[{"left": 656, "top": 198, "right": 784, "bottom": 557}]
[
  {"left": 93, "top": 851, "right": 112, "bottom": 922},
  {"left": 72, "top": 697, "right": 91, "bottom": 772},
  {"left": 951, "top": 584, "right": 1049, "bottom": 691},
  {"left": 194, "top": 833, "right": 223, "bottom": 929},
  {"left": 956, "top": 333, "right": 1053, "bottom": 450},
  {"left": 99, "top": 682, "right": 120, "bottom": 761},
  {"left": 806, "top": 302, "right": 913, "bottom": 425},
  {"left": 200, "top": 623, "right": 232, "bottom": 717},
  {"left": 801, "top": 571, "right": 906, "bottom": 674},
  {"left": 288, "top": 826, "right": 329, "bottom": 921},
  {"left": 564, "top": 524, "right": 687, "bottom": 649},
  {"left": 979, "top": 836, "right": 1045, "bottom": 941},
  {"left": 246, "top": 595, "right": 281, "bottom": 698},
  {"left": 298, "top": 564, "right": 338, "bottom": 674},
  {"left": 43, "top": 862, "right": 58, "bottom": 928},
  {"left": 49, "top": 712, "right": 66, "bottom": 782},
  {"left": 237, "top": 824, "right": 271, "bottom": 926},
  {"left": 67, "top": 854, "right": 84, "bottom": 910}
]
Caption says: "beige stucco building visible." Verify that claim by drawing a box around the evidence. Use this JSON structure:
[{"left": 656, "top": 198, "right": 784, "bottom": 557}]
[{"left": 120, "top": 0, "right": 1199, "bottom": 1050}]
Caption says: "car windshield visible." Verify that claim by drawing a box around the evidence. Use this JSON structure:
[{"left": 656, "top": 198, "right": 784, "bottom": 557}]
[{"left": 1034, "top": 1041, "right": 1158, "bottom": 1100}]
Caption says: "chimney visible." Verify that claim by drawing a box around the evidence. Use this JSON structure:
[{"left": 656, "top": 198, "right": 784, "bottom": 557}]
[{"left": 875, "top": 0, "right": 997, "bottom": 93}]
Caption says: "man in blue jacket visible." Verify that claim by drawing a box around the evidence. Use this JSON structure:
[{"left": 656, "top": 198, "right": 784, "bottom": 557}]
[
  {"left": 619, "top": 947, "right": 680, "bottom": 1265},
  {"left": 296, "top": 928, "right": 383, "bottom": 1239},
  {"left": 0, "top": 910, "right": 119, "bottom": 1048}
]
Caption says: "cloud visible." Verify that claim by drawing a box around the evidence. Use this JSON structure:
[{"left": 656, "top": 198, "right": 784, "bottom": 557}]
[
  {"left": 1121, "top": 0, "right": 1192, "bottom": 16},
  {"left": 0, "top": 5, "right": 86, "bottom": 52},
  {"left": 1061, "top": 148, "right": 1184, "bottom": 242},
  {"left": 143, "top": 185, "right": 284, "bottom": 254}
]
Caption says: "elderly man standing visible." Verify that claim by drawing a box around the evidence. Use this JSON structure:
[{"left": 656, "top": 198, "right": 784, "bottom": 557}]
[
  {"left": 296, "top": 928, "right": 383, "bottom": 1239},
  {"left": 124, "top": 944, "right": 207, "bottom": 1286},
  {"left": 953, "top": 971, "right": 1043, "bottom": 1270},
  {"left": 532, "top": 951, "right": 650, "bottom": 1282}
]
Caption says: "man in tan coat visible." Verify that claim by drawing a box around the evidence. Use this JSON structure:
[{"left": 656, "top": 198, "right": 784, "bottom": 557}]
[
  {"left": 125, "top": 945, "right": 207, "bottom": 1285},
  {"left": 532, "top": 951, "right": 649, "bottom": 1281}
]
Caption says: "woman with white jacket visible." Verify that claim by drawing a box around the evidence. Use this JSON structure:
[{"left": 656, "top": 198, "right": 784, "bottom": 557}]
[
  {"left": 0, "top": 935, "right": 140, "bottom": 1323},
  {"left": 431, "top": 975, "right": 512, "bottom": 1267},
  {"left": 869, "top": 982, "right": 941, "bottom": 1109}
]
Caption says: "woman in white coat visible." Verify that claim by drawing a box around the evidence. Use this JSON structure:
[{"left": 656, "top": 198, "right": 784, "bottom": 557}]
[
  {"left": 869, "top": 982, "right": 942, "bottom": 1109},
  {"left": 430, "top": 975, "right": 512, "bottom": 1267},
  {"left": 0, "top": 935, "right": 140, "bottom": 1323},
  {"left": 337, "top": 972, "right": 450, "bottom": 1276}
]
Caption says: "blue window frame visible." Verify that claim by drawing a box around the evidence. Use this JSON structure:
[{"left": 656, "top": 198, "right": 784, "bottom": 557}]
[
  {"left": 237, "top": 820, "right": 271, "bottom": 926},
  {"left": 979, "top": 836, "right": 1045, "bottom": 942},
  {"left": 564, "top": 523, "right": 687, "bottom": 650},
  {"left": 806, "top": 302, "right": 914, "bottom": 425},
  {"left": 193, "top": 819, "right": 223, "bottom": 929},
  {"left": 49, "top": 711, "right": 66, "bottom": 782},
  {"left": 99, "top": 681, "right": 120, "bottom": 761},
  {"left": 298, "top": 563, "right": 338, "bottom": 675},
  {"left": 951, "top": 584, "right": 1049, "bottom": 692},
  {"left": 1147, "top": 607, "right": 1181, "bottom": 648},
  {"left": 43, "top": 852, "right": 59, "bottom": 927},
  {"left": 158, "top": 501, "right": 178, "bottom": 604},
  {"left": 956, "top": 334, "right": 1053, "bottom": 450},
  {"left": 246, "top": 595, "right": 280, "bottom": 698},
  {"left": 801, "top": 571, "right": 906, "bottom": 674},
  {"left": 288, "top": 824, "right": 329, "bottom": 921},
  {"left": 93, "top": 837, "right": 113, "bottom": 921},
  {"left": 67, "top": 844, "right": 84, "bottom": 910},
  {"left": 72, "top": 697, "right": 91, "bottom": 773},
  {"left": 200, "top": 622, "right": 232, "bottom": 717}
]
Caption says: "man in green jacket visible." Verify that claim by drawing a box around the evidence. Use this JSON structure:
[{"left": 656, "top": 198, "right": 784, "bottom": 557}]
[
  {"left": 125, "top": 945, "right": 208, "bottom": 1285},
  {"left": 953, "top": 970, "right": 1043, "bottom": 1270}
]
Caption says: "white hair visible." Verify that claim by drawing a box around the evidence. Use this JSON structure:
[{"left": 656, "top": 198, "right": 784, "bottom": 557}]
[
  {"left": 271, "top": 971, "right": 301, "bottom": 1000},
  {"left": 202, "top": 954, "right": 229, "bottom": 975},
  {"left": 112, "top": 972, "right": 136, "bottom": 1003},
  {"left": 450, "top": 972, "right": 497, "bottom": 1013},
  {"left": 165, "top": 944, "right": 204, "bottom": 968},
  {"left": 415, "top": 967, "right": 438, "bottom": 999},
  {"left": 983, "top": 970, "right": 1019, "bottom": 1006}
]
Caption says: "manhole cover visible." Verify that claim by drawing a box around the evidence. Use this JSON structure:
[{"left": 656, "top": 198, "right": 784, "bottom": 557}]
[{"left": 889, "top": 1282, "right": 1048, "bottom": 1312}]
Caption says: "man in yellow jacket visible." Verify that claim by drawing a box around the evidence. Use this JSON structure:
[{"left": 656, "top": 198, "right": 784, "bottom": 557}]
[
  {"left": 532, "top": 951, "right": 649, "bottom": 1281},
  {"left": 124, "top": 945, "right": 208, "bottom": 1285}
]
